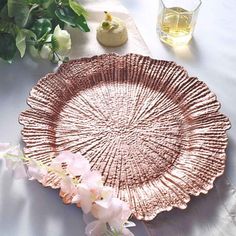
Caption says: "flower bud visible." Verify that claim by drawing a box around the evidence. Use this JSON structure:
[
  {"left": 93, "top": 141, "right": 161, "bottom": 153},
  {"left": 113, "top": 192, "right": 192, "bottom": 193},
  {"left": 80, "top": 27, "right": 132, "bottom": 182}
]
[
  {"left": 39, "top": 34, "right": 53, "bottom": 60},
  {"left": 53, "top": 25, "right": 71, "bottom": 55},
  {"left": 40, "top": 43, "right": 52, "bottom": 59}
]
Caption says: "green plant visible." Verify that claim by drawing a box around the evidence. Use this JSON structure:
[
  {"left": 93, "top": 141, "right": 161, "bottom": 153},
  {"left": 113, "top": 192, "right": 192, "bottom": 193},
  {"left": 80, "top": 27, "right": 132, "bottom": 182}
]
[{"left": 0, "top": 0, "right": 89, "bottom": 63}]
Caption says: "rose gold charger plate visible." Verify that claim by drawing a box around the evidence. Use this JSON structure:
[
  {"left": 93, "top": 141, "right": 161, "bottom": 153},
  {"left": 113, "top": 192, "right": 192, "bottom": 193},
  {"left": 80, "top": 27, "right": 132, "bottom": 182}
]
[{"left": 19, "top": 53, "right": 230, "bottom": 220}]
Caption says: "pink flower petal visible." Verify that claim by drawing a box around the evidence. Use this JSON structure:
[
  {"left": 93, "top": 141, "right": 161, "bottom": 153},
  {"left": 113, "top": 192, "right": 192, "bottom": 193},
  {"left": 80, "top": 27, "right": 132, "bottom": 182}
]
[
  {"left": 60, "top": 176, "right": 77, "bottom": 194},
  {"left": 67, "top": 154, "right": 90, "bottom": 176},
  {"left": 92, "top": 186, "right": 114, "bottom": 219},
  {"left": 50, "top": 160, "right": 64, "bottom": 172},
  {"left": 71, "top": 194, "right": 80, "bottom": 204},
  {"left": 120, "top": 201, "right": 132, "bottom": 223},
  {"left": 125, "top": 221, "right": 136, "bottom": 228},
  {"left": 81, "top": 199, "right": 93, "bottom": 214},
  {"left": 100, "top": 186, "right": 113, "bottom": 200},
  {"left": 108, "top": 199, "right": 132, "bottom": 232},
  {"left": 60, "top": 177, "right": 70, "bottom": 193},
  {"left": 56, "top": 151, "right": 75, "bottom": 164},
  {"left": 27, "top": 159, "right": 48, "bottom": 183},
  {"left": 77, "top": 183, "right": 90, "bottom": 196},
  {"left": 85, "top": 220, "right": 107, "bottom": 236},
  {"left": 83, "top": 213, "right": 96, "bottom": 225},
  {"left": 4, "top": 157, "right": 27, "bottom": 179},
  {"left": 91, "top": 198, "right": 118, "bottom": 221},
  {"left": 75, "top": 152, "right": 85, "bottom": 159},
  {"left": 95, "top": 199, "right": 110, "bottom": 209},
  {"left": 122, "top": 227, "right": 135, "bottom": 236},
  {"left": 7, "top": 145, "right": 21, "bottom": 156},
  {"left": 0, "top": 145, "right": 21, "bottom": 161},
  {"left": 77, "top": 184, "right": 93, "bottom": 213},
  {"left": 27, "top": 160, "right": 48, "bottom": 181},
  {"left": 91, "top": 205, "right": 109, "bottom": 221},
  {"left": 93, "top": 197, "right": 132, "bottom": 229},
  {"left": 82, "top": 171, "right": 103, "bottom": 189},
  {"left": 109, "top": 198, "right": 123, "bottom": 216},
  {"left": 13, "top": 163, "right": 28, "bottom": 179}
]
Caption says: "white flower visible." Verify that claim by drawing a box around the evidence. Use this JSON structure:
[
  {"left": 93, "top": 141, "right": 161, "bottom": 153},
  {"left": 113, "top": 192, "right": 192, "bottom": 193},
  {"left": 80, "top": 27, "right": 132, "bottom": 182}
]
[
  {"left": 73, "top": 183, "right": 103, "bottom": 213},
  {"left": 81, "top": 170, "right": 103, "bottom": 187},
  {"left": 40, "top": 45, "right": 51, "bottom": 59},
  {"left": 92, "top": 197, "right": 123, "bottom": 222},
  {"left": 91, "top": 197, "right": 134, "bottom": 235},
  {"left": 67, "top": 152, "right": 90, "bottom": 177},
  {"left": 53, "top": 25, "right": 71, "bottom": 55},
  {"left": 108, "top": 199, "right": 133, "bottom": 234},
  {"left": 83, "top": 212, "right": 96, "bottom": 225},
  {"left": 85, "top": 220, "right": 107, "bottom": 236},
  {"left": 27, "top": 159, "right": 48, "bottom": 184},
  {"left": 75, "top": 184, "right": 94, "bottom": 213},
  {"left": 2, "top": 145, "right": 28, "bottom": 179},
  {"left": 60, "top": 176, "right": 77, "bottom": 194},
  {"left": 52, "top": 151, "right": 91, "bottom": 177},
  {"left": 40, "top": 41, "right": 53, "bottom": 60},
  {"left": 72, "top": 172, "right": 108, "bottom": 214},
  {"left": 6, "top": 158, "right": 27, "bottom": 179},
  {"left": 85, "top": 218, "right": 134, "bottom": 236}
]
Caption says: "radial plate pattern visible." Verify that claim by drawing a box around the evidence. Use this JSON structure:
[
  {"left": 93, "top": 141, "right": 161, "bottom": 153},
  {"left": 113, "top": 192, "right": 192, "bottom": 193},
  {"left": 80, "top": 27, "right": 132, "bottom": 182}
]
[{"left": 19, "top": 54, "right": 230, "bottom": 220}]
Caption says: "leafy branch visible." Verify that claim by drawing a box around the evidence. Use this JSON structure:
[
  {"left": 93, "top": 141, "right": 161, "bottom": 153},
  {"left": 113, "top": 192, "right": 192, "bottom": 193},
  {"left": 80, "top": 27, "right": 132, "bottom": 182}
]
[{"left": 0, "top": 0, "right": 90, "bottom": 63}]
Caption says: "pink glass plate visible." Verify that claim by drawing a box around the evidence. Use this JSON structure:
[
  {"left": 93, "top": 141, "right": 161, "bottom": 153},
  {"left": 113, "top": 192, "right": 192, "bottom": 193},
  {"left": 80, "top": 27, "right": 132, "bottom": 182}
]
[{"left": 19, "top": 53, "right": 230, "bottom": 220}]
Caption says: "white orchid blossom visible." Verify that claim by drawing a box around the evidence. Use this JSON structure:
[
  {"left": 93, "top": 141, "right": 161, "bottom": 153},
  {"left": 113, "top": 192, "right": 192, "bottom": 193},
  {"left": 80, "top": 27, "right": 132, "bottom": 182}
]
[
  {"left": 0, "top": 144, "right": 27, "bottom": 179},
  {"left": 0, "top": 145, "right": 135, "bottom": 236}
]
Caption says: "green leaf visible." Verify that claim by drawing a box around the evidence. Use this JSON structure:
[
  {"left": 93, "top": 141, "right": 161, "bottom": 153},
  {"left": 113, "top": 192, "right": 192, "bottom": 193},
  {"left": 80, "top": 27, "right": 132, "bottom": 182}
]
[
  {"left": 12, "top": 27, "right": 37, "bottom": 58},
  {"left": 30, "top": 18, "right": 52, "bottom": 39},
  {"left": 22, "top": 28, "right": 37, "bottom": 40},
  {"left": 8, "top": 0, "right": 38, "bottom": 27},
  {"left": 16, "top": 30, "right": 26, "bottom": 57},
  {"left": 8, "top": 0, "right": 28, "bottom": 18},
  {"left": 61, "top": 0, "right": 69, "bottom": 5},
  {"left": 55, "top": 6, "right": 89, "bottom": 32},
  {"left": 0, "top": 4, "right": 9, "bottom": 19},
  {"left": 0, "top": 20, "right": 19, "bottom": 36},
  {"left": 41, "top": 0, "right": 54, "bottom": 8},
  {"left": 27, "top": 0, "right": 48, "bottom": 4},
  {"left": 69, "top": 0, "right": 88, "bottom": 17},
  {"left": 0, "top": 32, "right": 17, "bottom": 62},
  {"left": 0, "top": 0, "right": 7, "bottom": 10}
]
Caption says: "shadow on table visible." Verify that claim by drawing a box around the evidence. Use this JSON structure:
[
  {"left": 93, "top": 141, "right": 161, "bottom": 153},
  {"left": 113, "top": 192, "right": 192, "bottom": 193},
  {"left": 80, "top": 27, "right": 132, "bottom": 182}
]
[
  {"left": 0, "top": 169, "right": 26, "bottom": 236},
  {"left": 144, "top": 137, "right": 235, "bottom": 236},
  {"left": 0, "top": 164, "right": 86, "bottom": 236},
  {"left": 161, "top": 38, "right": 201, "bottom": 63},
  {"left": 25, "top": 181, "right": 86, "bottom": 236}
]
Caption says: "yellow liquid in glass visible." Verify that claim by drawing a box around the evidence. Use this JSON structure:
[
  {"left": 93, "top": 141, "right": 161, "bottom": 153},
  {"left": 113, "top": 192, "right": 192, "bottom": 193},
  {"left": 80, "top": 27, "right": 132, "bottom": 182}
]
[{"left": 159, "top": 7, "right": 193, "bottom": 46}]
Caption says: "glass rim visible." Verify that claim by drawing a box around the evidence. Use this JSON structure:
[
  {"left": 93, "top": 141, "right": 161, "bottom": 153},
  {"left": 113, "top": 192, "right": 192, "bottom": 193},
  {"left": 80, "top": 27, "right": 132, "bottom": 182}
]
[{"left": 160, "top": 0, "right": 202, "bottom": 13}]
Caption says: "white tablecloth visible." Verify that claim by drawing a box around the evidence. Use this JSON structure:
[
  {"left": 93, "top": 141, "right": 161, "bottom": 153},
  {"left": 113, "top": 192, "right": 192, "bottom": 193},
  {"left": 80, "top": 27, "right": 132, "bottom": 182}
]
[{"left": 1, "top": 0, "right": 236, "bottom": 235}]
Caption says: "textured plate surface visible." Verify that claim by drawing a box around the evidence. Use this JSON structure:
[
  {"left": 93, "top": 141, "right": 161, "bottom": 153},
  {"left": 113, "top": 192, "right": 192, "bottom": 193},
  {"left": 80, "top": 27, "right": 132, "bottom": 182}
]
[{"left": 19, "top": 53, "right": 230, "bottom": 220}]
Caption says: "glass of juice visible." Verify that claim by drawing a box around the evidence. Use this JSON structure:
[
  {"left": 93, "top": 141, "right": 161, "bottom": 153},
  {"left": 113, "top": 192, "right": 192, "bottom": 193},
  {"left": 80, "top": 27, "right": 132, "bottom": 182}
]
[{"left": 157, "top": 0, "right": 201, "bottom": 46}]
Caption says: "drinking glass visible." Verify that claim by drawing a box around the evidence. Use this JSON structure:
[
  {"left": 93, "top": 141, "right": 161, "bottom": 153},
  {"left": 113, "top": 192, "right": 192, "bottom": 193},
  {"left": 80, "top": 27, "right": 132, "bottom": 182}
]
[{"left": 157, "top": 0, "right": 201, "bottom": 46}]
